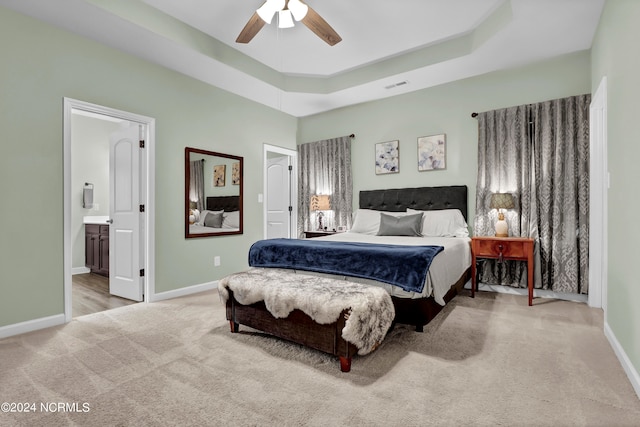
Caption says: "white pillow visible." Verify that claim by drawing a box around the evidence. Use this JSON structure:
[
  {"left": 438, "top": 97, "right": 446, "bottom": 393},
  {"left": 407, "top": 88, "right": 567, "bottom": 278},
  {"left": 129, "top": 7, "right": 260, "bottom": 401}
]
[
  {"left": 406, "top": 208, "right": 469, "bottom": 237},
  {"left": 222, "top": 211, "right": 240, "bottom": 229},
  {"left": 350, "top": 209, "right": 406, "bottom": 235}
]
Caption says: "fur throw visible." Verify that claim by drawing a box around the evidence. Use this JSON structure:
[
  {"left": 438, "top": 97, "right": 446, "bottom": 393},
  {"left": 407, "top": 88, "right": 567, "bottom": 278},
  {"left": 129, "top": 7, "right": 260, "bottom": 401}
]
[{"left": 219, "top": 268, "right": 395, "bottom": 355}]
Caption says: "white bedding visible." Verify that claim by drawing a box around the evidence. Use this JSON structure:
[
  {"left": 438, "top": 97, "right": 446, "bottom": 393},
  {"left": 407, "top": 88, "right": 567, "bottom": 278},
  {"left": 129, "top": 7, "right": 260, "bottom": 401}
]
[
  {"left": 295, "top": 232, "right": 471, "bottom": 305},
  {"left": 189, "top": 224, "right": 240, "bottom": 234}
]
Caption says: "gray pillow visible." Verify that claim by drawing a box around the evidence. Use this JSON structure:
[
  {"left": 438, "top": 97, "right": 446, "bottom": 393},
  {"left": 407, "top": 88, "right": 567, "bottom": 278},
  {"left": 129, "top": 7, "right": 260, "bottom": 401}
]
[
  {"left": 377, "top": 212, "right": 423, "bottom": 237},
  {"left": 204, "top": 211, "right": 224, "bottom": 228}
]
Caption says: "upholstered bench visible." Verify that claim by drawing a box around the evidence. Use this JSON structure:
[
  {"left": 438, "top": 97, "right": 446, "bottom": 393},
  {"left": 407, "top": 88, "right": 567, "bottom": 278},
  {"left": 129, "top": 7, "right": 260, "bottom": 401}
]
[{"left": 218, "top": 268, "right": 395, "bottom": 372}]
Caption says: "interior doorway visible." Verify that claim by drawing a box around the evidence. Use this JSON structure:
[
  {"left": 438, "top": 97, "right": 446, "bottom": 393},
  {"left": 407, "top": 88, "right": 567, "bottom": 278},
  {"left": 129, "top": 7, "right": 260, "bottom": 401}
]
[
  {"left": 263, "top": 144, "right": 297, "bottom": 239},
  {"left": 63, "top": 98, "right": 156, "bottom": 322}
]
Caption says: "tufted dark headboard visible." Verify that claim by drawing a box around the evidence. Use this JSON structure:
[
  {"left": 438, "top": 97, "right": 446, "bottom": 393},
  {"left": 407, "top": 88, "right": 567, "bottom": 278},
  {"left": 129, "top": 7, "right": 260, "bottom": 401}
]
[
  {"left": 206, "top": 196, "right": 240, "bottom": 212},
  {"left": 359, "top": 185, "right": 468, "bottom": 220}
]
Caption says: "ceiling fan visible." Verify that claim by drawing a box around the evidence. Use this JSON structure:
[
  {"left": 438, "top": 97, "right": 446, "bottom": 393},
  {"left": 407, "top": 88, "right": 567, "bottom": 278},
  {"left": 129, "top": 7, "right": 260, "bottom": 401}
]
[{"left": 236, "top": 0, "right": 342, "bottom": 46}]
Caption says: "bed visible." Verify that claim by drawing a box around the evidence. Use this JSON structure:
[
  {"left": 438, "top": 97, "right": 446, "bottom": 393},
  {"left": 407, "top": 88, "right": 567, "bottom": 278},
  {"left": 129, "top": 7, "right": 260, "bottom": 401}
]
[
  {"left": 220, "top": 185, "right": 471, "bottom": 370},
  {"left": 350, "top": 185, "right": 471, "bottom": 331},
  {"left": 188, "top": 196, "right": 241, "bottom": 235}
]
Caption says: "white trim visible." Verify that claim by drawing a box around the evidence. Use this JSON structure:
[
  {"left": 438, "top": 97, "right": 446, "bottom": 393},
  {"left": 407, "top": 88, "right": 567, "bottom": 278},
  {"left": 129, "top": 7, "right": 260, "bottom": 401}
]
[
  {"left": 588, "top": 76, "right": 608, "bottom": 311},
  {"left": 604, "top": 321, "right": 640, "bottom": 400},
  {"left": 0, "top": 314, "right": 65, "bottom": 340},
  {"left": 151, "top": 281, "right": 218, "bottom": 302},
  {"left": 466, "top": 282, "right": 589, "bottom": 304},
  {"left": 72, "top": 267, "right": 91, "bottom": 275},
  {"left": 0, "top": 280, "right": 213, "bottom": 338},
  {"left": 263, "top": 144, "right": 298, "bottom": 239},
  {"left": 63, "top": 98, "right": 156, "bottom": 323}
]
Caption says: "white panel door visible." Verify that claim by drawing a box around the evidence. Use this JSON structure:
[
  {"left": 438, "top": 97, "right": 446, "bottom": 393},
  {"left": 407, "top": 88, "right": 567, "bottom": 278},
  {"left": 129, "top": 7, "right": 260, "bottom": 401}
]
[
  {"left": 109, "top": 123, "right": 143, "bottom": 301},
  {"left": 266, "top": 155, "right": 291, "bottom": 239}
]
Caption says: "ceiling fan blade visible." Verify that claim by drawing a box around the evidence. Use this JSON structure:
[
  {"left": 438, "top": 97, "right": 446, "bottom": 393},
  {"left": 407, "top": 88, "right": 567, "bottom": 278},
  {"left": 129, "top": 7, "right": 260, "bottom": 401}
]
[
  {"left": 301, "top": 5, "right": 342, "bottom": 46},
  {"left": 236, "top": 12, "right": 266, "bottom": 43}
]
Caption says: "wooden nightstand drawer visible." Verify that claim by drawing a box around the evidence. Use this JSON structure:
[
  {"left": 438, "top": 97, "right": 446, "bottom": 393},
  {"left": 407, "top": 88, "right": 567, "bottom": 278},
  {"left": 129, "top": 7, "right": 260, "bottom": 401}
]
[{"left": 473, "top": 239, "right": 528, "bottom": 259}]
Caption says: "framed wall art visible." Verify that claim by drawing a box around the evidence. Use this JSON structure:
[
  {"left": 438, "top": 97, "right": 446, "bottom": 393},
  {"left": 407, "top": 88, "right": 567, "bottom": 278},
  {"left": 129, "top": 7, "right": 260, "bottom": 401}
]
[
  {"left": 375, "top": 140, "right": 399, "bottom": 175},
  {"left": 418, "top": 134, "right": 446, "bottom": 171},
  {"left": 232, "top": 162, "right": 240, "bottom": 185},
  {"left": 213, "top": 164, "right": 226, "bottom": 186}
]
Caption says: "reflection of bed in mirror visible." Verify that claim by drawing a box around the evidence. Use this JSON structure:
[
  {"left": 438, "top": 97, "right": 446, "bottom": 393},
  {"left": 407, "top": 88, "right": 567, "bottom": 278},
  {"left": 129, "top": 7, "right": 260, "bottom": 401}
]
[
  {"left": 189, "top": 196, "right": 241, "bottom": 235},
  {"left": 185, "top": 146, "right": 243, "bottom": 238}
]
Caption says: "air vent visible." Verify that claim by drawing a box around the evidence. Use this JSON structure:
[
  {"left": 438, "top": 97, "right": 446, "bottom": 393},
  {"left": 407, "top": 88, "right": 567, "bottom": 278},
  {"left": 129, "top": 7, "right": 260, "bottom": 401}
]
[{"left": 384, "top": 80, "right": 409, "bottom": 90}]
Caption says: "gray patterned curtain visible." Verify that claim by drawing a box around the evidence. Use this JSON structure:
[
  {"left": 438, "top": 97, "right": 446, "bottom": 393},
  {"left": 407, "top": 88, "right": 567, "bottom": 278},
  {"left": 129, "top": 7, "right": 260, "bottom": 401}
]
[
  {"left": 475, "top": 105, "right": 532, "bottom": 288},
  {"left": 474, "top": 94, "right": 590, "bottom": 294},
  {"left": 298, "top": 136, "right": 353, "bottom": 237},
  {"left": 532, "top": 96, "right": 590, "bottom": 293},
  {"left": 189, "top": 160, "right": 205, "bottom": 212}
]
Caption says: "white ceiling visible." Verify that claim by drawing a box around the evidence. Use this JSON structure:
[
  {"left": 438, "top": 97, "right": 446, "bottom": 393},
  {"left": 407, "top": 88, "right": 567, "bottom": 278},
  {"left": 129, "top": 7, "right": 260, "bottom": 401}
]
[{"left": 0, "top": 0, "right": 605, "bottom": 117}]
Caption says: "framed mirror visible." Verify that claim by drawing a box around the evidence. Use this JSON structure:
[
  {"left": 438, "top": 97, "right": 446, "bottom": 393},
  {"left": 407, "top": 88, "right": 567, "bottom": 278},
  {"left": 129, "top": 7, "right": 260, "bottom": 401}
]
[{"left": 185, "top": 147, "right": 243, "bottom": 238}]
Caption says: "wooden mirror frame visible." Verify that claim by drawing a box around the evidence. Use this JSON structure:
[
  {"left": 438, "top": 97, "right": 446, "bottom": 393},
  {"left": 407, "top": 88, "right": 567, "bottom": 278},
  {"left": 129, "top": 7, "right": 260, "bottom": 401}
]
[{"left": 185, "top": 147, "right": 243, "bottom": 238}]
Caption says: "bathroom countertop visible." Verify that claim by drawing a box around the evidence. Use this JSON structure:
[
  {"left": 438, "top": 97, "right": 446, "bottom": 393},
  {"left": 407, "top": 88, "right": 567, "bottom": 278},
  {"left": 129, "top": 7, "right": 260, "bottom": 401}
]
[{"left": 83, "top": 216, "right": 110, "bottom": 225}]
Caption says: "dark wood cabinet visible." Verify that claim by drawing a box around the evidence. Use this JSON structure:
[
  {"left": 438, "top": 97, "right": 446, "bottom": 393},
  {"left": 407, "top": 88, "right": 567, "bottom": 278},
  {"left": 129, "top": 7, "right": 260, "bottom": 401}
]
[{"left": 85, "top": 224, "right": 109, "bottom": 277}]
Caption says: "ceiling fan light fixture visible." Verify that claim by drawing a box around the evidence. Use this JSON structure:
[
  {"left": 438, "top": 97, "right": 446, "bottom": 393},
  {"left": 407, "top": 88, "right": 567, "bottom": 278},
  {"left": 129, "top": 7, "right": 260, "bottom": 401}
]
[
  {"left": 237, "top": 0, "right": 341, "bottom": 46},
  {"left": 256, "top": 0, "right": 285, "bottom": 24},
  {"left": 278, "top": 9, "right": 295, "bottom": 28},
  {"left": 288, "top": 0, "right": 309, "bottom": 21}
]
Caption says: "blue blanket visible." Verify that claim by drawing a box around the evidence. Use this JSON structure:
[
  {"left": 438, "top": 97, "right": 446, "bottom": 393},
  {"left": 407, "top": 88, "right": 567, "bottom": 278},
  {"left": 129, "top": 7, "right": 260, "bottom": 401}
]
[{"left": 248, "top": 238, "right": 444, "bottom": 293}]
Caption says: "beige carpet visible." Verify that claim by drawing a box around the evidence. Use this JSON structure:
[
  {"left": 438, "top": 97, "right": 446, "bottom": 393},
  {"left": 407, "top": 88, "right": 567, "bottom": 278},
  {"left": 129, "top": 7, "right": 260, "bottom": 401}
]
[{"left": 1, "top": 289, "right": 639, "bottom": 426}]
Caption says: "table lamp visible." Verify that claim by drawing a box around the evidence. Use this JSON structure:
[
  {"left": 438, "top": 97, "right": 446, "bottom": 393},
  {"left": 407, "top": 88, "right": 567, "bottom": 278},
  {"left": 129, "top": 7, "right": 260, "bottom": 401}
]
[
  {"left": 189, "top": 201, "right": 199, "bottom": 224},
  {"left": 490, "top": 193, "right": 515, "bottom": 237},
  {"left": 310, "top": 195, "right": 331, "bottom": 231}
]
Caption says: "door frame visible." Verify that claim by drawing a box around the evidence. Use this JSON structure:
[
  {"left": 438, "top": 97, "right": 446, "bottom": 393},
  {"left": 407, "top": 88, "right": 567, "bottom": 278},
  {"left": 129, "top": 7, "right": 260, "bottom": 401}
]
[
  {"left": 263, "top": 144, "right": 297, "bottom": 239},
  {"left": 588, "top": 77, "right": 608, "bottom": 312},
  {"left": 63, "top": 98, "right": 156, "bottom": 322}
]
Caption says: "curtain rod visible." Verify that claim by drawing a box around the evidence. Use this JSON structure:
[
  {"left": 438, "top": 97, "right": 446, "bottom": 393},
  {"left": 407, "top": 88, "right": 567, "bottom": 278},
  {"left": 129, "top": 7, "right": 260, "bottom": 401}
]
[
  {"left": 349, "top": 134, "right": 355, "bottom": 138},
  {"left": 471, "top": 112, "right": 478, "bottom": 118}
]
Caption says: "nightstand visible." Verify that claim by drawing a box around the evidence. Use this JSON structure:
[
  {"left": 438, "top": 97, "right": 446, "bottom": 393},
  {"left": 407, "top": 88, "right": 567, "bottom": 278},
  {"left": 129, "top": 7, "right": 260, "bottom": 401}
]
[
  {"left": 471, "top": 236, "right": 535, "bottom": 306},
  {"left": 303, "top": 230, "right": 336, "bottom": 238}
]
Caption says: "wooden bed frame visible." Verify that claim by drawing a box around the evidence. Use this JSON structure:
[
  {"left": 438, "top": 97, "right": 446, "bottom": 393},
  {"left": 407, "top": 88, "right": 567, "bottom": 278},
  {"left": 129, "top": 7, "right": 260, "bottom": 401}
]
[{"left": 225, "top": 185, "right": 470, "bottom": 369}]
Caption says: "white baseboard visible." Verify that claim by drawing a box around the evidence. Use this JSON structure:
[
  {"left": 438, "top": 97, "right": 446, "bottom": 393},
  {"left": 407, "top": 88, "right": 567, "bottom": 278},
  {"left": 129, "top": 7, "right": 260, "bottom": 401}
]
[
  {"left": 150, "top": 280, "right": 218, "bottom": 302},
  {"left": 72, "top": 267, "right": 90, "bottom": 275},
  {"left": 0, "top": 282, "right": 218, "bottom": 339},
  {"left": 604, "top": 321, "right": 640, "bottom": 400},
  {"left": 465, "top": 282, "right": 589, "bottom": 303},
  {"left": 0, "top": 314, "right": 65, "bottom": 340}
]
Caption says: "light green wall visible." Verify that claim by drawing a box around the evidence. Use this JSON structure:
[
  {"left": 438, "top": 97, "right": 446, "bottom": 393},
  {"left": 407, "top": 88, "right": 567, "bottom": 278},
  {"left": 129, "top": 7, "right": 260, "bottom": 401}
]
[
  {"left": 0, "top": 6, "right": 297, "bottom": 327},
  {"left": 298, "top": 51, "right": 592, "bottom": 228},
  {"left": 591, "top": 0, "right": 640, "bottom": 379}
]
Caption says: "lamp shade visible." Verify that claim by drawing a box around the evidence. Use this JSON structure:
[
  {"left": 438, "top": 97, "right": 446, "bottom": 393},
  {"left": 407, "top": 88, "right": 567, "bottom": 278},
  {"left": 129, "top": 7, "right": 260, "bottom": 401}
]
[
  {"left": 257, "top": 0, "right": 285, "bottom": 24},
  {"left": 310, "top": 195, "right": 331, "bottom": 211},
  {"left": 288, "top": 0, "right": 309, "bottom": 21},
  {"left": 490, "top": 193, "right": 515, "bottom": 210},
  {"left": 278, "top": 9, "right": 294, "bottom": 28}
]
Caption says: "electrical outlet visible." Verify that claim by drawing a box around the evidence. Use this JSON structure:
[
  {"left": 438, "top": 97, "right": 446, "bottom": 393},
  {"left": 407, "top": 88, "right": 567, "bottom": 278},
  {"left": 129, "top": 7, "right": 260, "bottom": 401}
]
[{"left": 214, "top": 256, "right": 221, "bottom": 267}]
